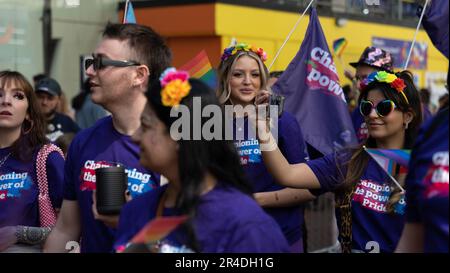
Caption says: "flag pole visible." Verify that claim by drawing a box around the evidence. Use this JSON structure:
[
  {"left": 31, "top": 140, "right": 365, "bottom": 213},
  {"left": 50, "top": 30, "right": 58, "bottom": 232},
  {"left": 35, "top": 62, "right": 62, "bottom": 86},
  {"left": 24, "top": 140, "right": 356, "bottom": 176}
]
[
  {"left": 268, "top": 0, "right": 315, "bottom": 71},
  {"left": 403, "top": 0, "right": 429, "bottom": 70},
  {"left": 123, "top": 0, "right": 130, "bottom": 24},
  {"left": 335, "top": 54, "right": 345, "bottom": 69},
  {"left": 363, "top": 146, "right": 405, "bottom": 193}
]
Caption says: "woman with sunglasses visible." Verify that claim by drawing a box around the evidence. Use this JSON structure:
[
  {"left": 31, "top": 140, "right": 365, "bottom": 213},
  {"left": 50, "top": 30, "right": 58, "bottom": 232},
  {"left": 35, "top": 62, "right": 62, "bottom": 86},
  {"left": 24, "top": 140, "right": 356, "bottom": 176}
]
[
  {"left": 0, "top": 71, "right": 65, "bottom": 252},
  {"left": 254, "top": 70, "right": 423, "bottom": 253}
]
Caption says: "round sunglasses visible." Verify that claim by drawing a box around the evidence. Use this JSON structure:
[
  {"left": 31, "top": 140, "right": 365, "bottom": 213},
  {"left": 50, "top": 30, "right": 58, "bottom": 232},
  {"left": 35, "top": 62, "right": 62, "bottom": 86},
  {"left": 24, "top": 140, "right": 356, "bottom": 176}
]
[{"left": 359, "top": 99, "right": 397, "bottom": 117}]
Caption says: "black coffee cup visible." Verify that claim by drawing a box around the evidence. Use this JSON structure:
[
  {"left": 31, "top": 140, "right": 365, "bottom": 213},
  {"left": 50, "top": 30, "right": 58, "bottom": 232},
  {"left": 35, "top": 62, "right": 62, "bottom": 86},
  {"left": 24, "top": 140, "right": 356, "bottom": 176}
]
[{"left": 95, "top": 166, "right": 127, "bottom": 215}]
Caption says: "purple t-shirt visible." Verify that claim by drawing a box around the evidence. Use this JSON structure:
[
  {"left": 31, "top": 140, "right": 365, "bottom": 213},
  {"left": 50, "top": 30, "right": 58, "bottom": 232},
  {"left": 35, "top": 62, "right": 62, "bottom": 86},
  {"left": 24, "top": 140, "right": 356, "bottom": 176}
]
[
  {"left": 422, "top": 104, "right": 433, "bottom": 123},
  {"left": 233, "top": 111, "right": 308, "bottom": 247},
  {"left": 405, "top": 109, "right": 449, "bottom": 253},
  {"left": 0, "top": 147, "right": 64, "bottom": 227},
  {"left": 307, "top": 151, "right": 406, "bottom": 252},
  {"left": 115, "top": 184, "right": 289, "bottom": 253},
  {"left": 64, "top": 116, "right": 160, "bottom": 253}
]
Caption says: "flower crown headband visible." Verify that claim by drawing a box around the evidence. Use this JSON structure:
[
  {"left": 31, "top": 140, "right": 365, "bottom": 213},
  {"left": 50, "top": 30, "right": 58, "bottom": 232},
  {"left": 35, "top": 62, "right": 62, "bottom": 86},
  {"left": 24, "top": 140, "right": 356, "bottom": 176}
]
[
  {"left": 360, "top": 71, "right": 409, "bottom": 104},
  {"left": 159, "top": 67, "right": 191, "bottom": 107},
  {"left": 221, "top": 43, "right": 268, "bottom": 63}
]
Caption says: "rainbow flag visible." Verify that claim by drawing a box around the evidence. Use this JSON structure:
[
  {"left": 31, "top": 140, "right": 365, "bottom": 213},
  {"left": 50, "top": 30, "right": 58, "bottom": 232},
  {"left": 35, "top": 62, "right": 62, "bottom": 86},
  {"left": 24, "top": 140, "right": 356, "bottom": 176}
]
[
  {"left": 179, "top": 50, "right": 218, "bottom": 90},
  {"left": 123, "top": 0, "right": 136, "bottom": 24},
  {"left": 130, "top": 215, "right": 188, "bottom": 244},
  {"left": 332, "top": 38, "right": 348, "bottom": 58},
  {"left": 365, "top": 148, "right": 411, "bottom": 176}
]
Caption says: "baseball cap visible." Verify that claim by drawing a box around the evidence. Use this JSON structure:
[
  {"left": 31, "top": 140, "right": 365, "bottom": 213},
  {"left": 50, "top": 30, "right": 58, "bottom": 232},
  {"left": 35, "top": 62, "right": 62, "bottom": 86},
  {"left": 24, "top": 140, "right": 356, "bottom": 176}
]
[
  {"left": 35, "top": 77, "right": 62, "bottom": 97},
  {"left": 349, "top": 46, "right": 394, "bottom": 73}
]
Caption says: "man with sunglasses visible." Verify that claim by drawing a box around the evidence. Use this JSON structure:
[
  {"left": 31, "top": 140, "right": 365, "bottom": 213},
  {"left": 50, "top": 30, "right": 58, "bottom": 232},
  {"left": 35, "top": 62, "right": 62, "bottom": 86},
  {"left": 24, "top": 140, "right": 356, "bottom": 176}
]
[
  {"left": 44, "top": 23, "right": 172, "bottom": 253},
  {"left": 348, "top": 46, "right": 394, "bottom": 143}
]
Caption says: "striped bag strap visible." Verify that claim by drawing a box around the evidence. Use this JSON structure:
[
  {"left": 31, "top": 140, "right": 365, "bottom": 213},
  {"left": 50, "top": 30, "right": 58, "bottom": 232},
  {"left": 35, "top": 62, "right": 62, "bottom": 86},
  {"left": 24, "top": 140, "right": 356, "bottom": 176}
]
[
  {"left": 335, "top": 182, "right": 358, "bottom": 253},
  {"left": 36, "top": 143, "right": 64, "bottom": 227}
]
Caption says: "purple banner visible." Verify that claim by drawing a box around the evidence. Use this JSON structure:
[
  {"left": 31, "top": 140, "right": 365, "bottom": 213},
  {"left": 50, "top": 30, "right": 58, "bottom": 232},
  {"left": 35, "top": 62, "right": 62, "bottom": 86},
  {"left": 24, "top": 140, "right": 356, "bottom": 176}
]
[
  {"left": 272, "top": 8, "right": 357, "bottom": 155},
  {"left": 422, "top": 0, "right": 449, "bottom": 59}
]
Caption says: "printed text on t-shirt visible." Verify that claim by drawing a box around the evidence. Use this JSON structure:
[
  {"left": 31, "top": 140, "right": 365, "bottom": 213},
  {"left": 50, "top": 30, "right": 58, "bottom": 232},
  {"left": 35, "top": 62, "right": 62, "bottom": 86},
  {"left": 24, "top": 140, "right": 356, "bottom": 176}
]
[
  {"left": 80, "top": 160, "right": 157, "bottom": 197},
  {"left": 235, "top": 139, "right": 262, "bottom": 165},
  {"left": 353, "top": 179, "right": 405, "bottom": 214},
  {"left": 424, "top": 151, "right": 449, "bottom": 199},
  {"left": 0, "top": 172, "right": 33, "bottom": 201}
]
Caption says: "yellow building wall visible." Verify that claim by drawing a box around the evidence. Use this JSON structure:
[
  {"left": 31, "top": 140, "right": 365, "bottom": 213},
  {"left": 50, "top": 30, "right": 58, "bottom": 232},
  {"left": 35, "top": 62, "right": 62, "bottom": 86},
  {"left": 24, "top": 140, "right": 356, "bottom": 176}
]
[{"left": 215, "top": 3, "right": 448, "bottom": 88}]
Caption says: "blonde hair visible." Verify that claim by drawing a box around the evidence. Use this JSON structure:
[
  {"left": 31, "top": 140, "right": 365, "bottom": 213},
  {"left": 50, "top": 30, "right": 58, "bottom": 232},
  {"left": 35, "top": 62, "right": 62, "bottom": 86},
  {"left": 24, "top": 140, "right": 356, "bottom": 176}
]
[{"left": 217, "top": 50, "right": 270, "bottom": 105}]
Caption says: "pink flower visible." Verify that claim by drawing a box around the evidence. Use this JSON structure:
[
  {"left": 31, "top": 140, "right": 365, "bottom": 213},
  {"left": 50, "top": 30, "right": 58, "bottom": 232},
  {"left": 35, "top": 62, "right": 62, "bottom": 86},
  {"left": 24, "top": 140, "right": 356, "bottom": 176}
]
[
  {"left": 256, "top": 48, "right": 268, "bottom": 62},
  {"left": 391, "top": 78, "right": 406, "bottom": 93},
  {"left": 160, "top": 69, "right": 189, "bottom": 87}
]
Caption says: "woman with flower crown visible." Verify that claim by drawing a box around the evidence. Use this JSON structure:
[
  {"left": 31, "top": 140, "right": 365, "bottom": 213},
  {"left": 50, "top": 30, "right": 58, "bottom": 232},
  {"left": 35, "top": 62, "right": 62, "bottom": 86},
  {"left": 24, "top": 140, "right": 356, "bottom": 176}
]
[
  {"left": 217, "top": 43, "right": 315, "bottom": 253},
  {"left": 113, "top": 68, "right": 289, "bottom": 253},
  {"left": 254, "top": 70, "right": 423, "bottom": 253}
]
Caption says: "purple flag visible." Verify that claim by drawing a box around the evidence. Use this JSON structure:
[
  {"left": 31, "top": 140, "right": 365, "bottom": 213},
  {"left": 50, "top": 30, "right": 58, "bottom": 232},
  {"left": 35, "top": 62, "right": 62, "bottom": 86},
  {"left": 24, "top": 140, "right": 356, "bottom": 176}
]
[
  {"left": 272, "top": 8, "right": 357, "bottom": 155},
  {"left": 421, "top": 0, "right": 448, "bottom": 59}
]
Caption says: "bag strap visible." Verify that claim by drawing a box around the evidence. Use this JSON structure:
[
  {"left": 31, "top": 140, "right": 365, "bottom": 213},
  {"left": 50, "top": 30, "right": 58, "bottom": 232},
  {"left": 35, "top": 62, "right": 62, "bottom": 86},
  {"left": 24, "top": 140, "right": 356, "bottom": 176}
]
[
  {"left": 36, "top": 143, "right": 64, "bottom": 227},
  {"left": 335, "top": 182, "right": 358, "bottom": 253}
]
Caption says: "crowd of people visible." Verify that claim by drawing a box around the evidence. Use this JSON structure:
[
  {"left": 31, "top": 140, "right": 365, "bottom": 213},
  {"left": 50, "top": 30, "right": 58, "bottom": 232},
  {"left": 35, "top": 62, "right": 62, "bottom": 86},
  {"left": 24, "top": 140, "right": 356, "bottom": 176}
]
[{"left": 0, "top": 14, "right": 448, "bottom": 254}]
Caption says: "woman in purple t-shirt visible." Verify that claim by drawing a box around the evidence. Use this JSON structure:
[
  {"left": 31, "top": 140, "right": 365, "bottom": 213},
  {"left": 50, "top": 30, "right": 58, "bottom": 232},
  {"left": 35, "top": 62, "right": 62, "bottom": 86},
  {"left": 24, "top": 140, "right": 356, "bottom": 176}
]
[
  {"left": 216, "top": 42, "right": 314, "bottom": 252},
  {"left": 396, "top": 107, "right": 449, "bottom": 253},
  {"left": 0, "top": 71, "right": 65, "bottom": 252},
  {"left": 255, "top": 70, "right": 423, "bottom": 253},
  {"left": 115, "top": 68, "right": 289, "bottom": 253}
]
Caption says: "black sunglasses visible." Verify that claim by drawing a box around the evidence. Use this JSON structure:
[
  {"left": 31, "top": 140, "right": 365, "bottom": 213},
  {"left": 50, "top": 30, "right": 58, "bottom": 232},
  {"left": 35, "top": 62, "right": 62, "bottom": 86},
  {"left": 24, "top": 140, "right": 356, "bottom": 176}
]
[
  {"left": 85, "top": 54, "right": 141, "bottom": 71},
  {"left": 360, "top": 99, "right": 397, "bottom": 117}
]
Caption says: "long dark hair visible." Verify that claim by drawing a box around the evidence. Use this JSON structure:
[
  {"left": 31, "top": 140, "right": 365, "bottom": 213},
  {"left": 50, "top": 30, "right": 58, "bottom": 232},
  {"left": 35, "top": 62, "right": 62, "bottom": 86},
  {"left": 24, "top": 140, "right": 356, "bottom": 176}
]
[
  {"left": 147, "top": 78, "right": 252, "bottom": 251},
  {"left": 338, "top": 70, "right": 422, "bottom": 213},
  {"left": 0, "top": 70, "right": 48, "bottom": 161}
]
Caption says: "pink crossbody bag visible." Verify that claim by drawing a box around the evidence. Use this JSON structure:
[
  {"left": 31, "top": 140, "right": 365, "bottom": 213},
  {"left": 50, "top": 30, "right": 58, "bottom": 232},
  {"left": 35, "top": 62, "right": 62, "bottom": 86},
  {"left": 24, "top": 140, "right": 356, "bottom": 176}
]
[{"left": 35, "top": 144, "right": 64, "bottom": 227}]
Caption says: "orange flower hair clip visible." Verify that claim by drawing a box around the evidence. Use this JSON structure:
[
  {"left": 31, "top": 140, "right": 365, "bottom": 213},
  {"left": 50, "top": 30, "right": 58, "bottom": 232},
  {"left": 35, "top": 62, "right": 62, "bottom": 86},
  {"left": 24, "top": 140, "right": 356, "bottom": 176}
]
[{"left": 159, "top": 68, "right": 191, "bottom": 107}]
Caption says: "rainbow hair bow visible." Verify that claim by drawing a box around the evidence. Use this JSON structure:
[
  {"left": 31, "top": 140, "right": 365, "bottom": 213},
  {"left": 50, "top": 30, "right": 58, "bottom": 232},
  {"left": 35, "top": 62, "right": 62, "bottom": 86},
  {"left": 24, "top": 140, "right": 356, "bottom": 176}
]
[
  {"left": 360, "top": 71, "right": 409, "bottom": 104},
  {"left": 221, "top": 43, "right": 268, "bottom": 63}
]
